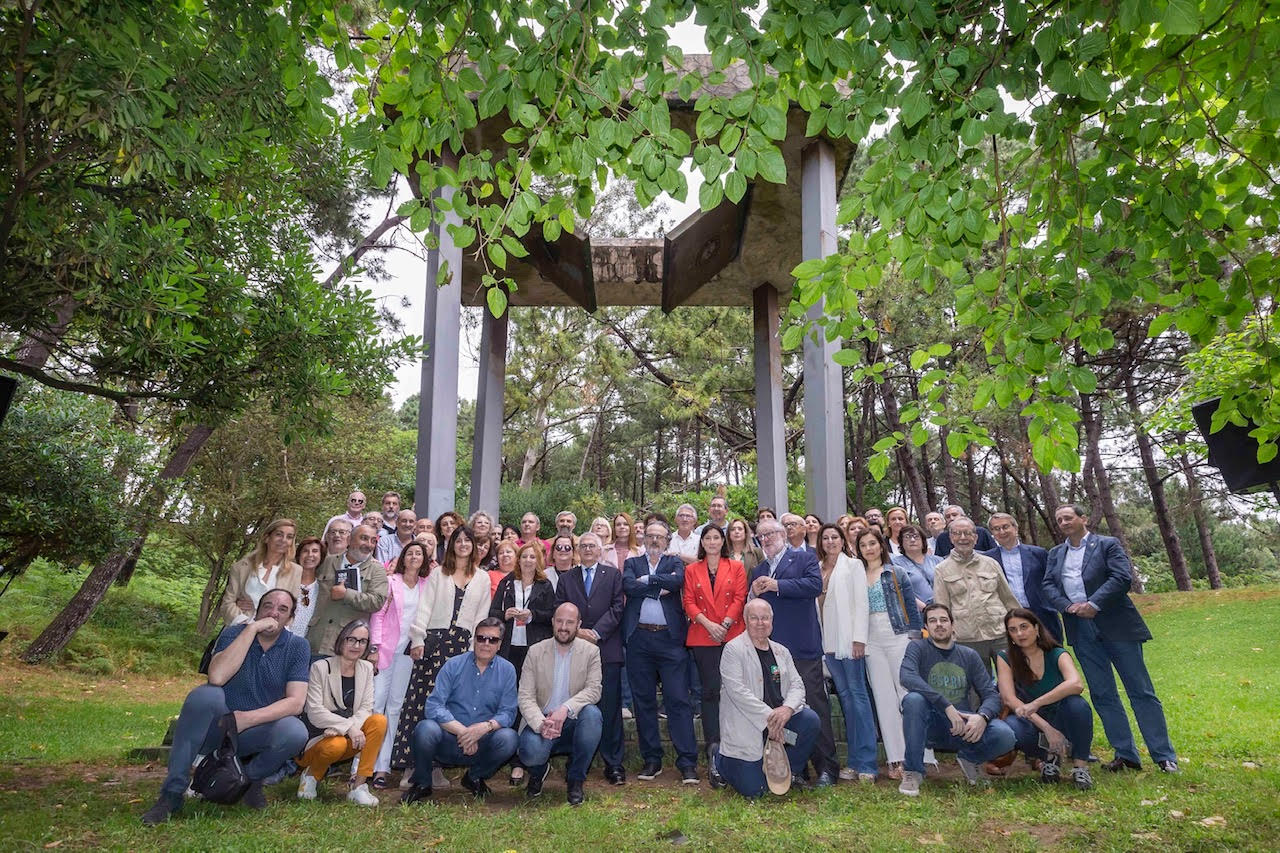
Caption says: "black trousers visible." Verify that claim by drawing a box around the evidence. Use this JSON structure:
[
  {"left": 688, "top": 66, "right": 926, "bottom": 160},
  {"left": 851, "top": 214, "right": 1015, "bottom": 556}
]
[
  {"left": 690, "top": 645, "right": 725, "bottom": 753},
  {"left": 793, "top": 657, "right": 838, "bottom": 777},
  {"left": 597, "top": 661, "right": 624, "bottom": 770}
]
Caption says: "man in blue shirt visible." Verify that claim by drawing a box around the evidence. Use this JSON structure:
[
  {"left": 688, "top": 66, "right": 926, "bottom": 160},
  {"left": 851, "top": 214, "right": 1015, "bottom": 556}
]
[
  {"left": 142, "top": 589, "right": 310, "bottom": 825},
  {"left": 401, "top": 617, "right": 518, "bottom": 803}
]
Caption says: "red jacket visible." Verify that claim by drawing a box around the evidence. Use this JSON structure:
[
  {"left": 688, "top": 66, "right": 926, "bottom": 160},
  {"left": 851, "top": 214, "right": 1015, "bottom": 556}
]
[{"left": 682, "top": 558, "right": 747, "bottom": 647}]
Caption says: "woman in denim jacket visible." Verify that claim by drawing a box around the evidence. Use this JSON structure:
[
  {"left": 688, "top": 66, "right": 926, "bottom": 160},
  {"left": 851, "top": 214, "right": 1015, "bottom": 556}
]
[{"left": 854, "top": 528, "right": 923, "bottom": 780}]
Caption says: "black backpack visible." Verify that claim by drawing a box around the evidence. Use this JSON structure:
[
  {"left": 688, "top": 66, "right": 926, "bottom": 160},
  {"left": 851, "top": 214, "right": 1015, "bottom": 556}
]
[{"left": 191, "top": 713, "right": 250, "bottom": 804}]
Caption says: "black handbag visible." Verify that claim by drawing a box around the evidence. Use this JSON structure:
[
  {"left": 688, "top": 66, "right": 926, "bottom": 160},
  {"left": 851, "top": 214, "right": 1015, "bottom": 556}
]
[
  {"left": 197, "top": 637, "right": 217, "bottom": 675},
  {"left": 191, "top": 713, "right": 251, "bottom": 804}
]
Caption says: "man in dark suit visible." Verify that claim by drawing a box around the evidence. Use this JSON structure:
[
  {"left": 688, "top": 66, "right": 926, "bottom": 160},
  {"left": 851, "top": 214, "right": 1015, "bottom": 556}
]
[
  {"left": 933, "top": 505, "right": 997, "bottom": 557},
  {"left": 622, "top": 520, "right": 700, "bottom": 784},
  {"left": 748, "top": 518, "right": 837, "bottom": 787},
  {"left": 555, "top": 532, "right": 628, "bottom": 785},
  {"left": 983, "top": 512, "right": 1063, "bottom": 643},
  {"left": 1042, "top": 504, "right": 1178, "bottom": 773}
]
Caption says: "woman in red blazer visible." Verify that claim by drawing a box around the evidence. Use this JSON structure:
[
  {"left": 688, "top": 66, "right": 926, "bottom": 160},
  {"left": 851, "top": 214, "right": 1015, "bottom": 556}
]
[{"left": 683, "top": 524, "right": 747, "bottom": 768}]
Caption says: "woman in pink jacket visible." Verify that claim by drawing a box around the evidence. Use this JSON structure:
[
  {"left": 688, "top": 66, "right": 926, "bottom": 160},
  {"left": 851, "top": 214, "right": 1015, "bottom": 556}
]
[{"left": 367, "top": 540, "right": 431, "bottom": 789}]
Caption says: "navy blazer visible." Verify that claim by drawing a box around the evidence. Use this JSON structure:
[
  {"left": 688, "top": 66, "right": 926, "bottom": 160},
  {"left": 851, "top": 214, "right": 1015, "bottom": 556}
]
[
  {"left": 748, "top": 548, "right": 823, "bottom": 660},
  {"left": 555, "top": 563, "right": 626, "bottom": 664},
  {"left": 622, "top": 553, "right": 688, "bottom": 644},
  {"left": 982, "top": 543, "right": 1063, "bottom": 643},
  {"left": 934, "top": 525, "right": 997, "bottom": 557},
  {"left": 1042, "top": 534, "right": 1152, "bottom": 645}
]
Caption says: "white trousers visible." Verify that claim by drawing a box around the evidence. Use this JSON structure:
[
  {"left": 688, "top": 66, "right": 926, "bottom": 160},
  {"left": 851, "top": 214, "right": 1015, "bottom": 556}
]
[
  {"left": 865, "top": 612, "right": 910, "bottom": 764},
  {"left": 372, "top": 653, "right": 414, "bottom": 773}
]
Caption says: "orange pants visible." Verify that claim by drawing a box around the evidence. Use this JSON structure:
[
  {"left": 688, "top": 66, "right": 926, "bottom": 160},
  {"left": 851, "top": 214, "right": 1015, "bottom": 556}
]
[{"left": 298, "top": 714, "right": 387, "bottom": 781}]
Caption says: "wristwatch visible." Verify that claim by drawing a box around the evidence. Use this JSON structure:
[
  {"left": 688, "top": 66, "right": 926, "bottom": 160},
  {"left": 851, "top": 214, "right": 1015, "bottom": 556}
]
[{"left": 978, "top": 711, "right": 993, "bottom": 723}]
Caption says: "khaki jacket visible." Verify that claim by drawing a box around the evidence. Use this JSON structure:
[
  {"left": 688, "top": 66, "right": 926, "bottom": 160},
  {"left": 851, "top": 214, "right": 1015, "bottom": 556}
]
[
  {"left": 306, "top": 553, "right": 388, "bottom": 654},
  {"left": 516, "top": 637, "right": 602, "bottom": 732},
  {"left": 933, "top": 551, "right": 1020, "bottom": 642},
  {"left": 718, "top": 632, "right": 807, "bottom": 762}
]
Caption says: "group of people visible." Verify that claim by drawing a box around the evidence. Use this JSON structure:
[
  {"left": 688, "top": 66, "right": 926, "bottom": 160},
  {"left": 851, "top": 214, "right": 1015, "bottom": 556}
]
[{"left": 142, "top": 492, "right": 1178, "bottom": 823}]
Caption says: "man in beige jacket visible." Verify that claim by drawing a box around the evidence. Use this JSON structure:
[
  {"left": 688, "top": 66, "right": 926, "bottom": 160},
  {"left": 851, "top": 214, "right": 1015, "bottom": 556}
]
[
  {"left": 517, "top": 602, "right": 603, "bottom": 806},
  {"left": 307, "top": 524, "right": 388, "bottom": 656},
  {"left": 932, "top": 516, "right": 1019, "bottom": 672}
]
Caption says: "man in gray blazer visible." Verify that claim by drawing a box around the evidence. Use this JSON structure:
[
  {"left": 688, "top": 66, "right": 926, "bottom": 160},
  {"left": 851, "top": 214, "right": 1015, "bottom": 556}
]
[
  {"left": 714, "top": 599, "right": 820, "bottom": 798},
  {"left": 307, "top": 524, "right": 388, "bottom": 656},
  {"left": 517, "top": 603, "right": 603, "bottom": 806},
  {"left": 1042, "top": 504, "right": 1178, "bottom": 773}
]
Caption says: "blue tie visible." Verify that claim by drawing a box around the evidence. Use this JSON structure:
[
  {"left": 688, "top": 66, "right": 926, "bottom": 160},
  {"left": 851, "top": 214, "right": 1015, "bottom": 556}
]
[{"left": 584, "top": 566, "right": 594, "bottom": 596}]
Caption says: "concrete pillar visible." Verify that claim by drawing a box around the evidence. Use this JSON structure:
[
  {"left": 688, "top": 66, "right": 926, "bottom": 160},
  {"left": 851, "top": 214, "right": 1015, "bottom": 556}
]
[
  {"left": 414, "top": 181, "right": 464, "bottom": 520},
  {"left": 800, "top": 140, "right": 848, "bottom": 520},
  {"left": 469, "top": 305, "right": 508, "bottom": 516},
  {"left": 753, "top": 283, "right": 788, "bottom": 514}
]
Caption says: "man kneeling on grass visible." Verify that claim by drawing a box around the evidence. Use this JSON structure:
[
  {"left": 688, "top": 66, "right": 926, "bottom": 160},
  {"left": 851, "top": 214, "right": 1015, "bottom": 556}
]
[
  {"left": 142, "top": 589, "right": 309, "bottom": 825},
  {"left": 897, "top": 602, "right": 1016, "bottom": 796}
]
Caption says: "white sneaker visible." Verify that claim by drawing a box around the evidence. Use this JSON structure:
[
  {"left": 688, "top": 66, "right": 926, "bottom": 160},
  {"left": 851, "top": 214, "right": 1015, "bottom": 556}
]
[
  {"left": 838, "top": 767, "right": 858, "bottom": 781},
  {"left": 621, "top": 708, "right": 634, "bottom": 720},
  {"left": 432, "top": 768, "right": 451, "bottom": 789},
  {"left": 898, "top": 770, "right": 922, "bottom": 796},
  {"left": 297, "top": 775, "right": 317, "bottom": 800},
  {"left": 346, "top": 783, "right": 378, "bottom": 806}
]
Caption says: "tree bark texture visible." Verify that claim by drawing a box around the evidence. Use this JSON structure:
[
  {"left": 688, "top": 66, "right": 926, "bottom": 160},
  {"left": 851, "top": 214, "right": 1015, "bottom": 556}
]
[
  {"left": 1180, "top": 453, "right": 1222, "bottom": 589},
  {"left": 1123, "top": 371, "right": 1190, "bottom": 591}
]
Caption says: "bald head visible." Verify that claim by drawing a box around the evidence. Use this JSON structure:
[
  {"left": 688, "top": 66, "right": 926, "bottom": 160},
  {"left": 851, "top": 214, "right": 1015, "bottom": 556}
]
[{"left": 553, "top": 602, "right": 581, "bottom": 646}]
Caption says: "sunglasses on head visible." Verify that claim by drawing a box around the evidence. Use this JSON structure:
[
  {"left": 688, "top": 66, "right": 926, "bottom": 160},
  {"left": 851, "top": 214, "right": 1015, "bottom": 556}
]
[{"left": 475, "top": 634, "right": 502, "bottom": 645}]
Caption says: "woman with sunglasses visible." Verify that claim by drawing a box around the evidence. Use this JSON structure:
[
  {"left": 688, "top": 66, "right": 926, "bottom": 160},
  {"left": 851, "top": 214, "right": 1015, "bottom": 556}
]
[
  {"left": 367, "top": 541, "right": 431, "bottom": 789},
  {"left": 545, "top": 533, "right": 576, "bottom": 591},
  {"left": 297, "top": 619, "right": 386, "bottom": 806},
  {"left": 390, "top": 525, "right": 492, "bottom": 788}
]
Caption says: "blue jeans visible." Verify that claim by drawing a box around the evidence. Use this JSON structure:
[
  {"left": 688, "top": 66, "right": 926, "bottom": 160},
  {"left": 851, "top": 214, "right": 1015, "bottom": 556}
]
[
  {"left": 517, "top": 705, "right": 603, "bottom": 783},
  {"left": 900, "top": 692, "right": 1016, "bottom": 774},
  {"left": 162, "top": 684, "right": 308, "bottom": 796},
  {"left": 1070, "top": 619, "right": 1175, "bottom": 763},
  {"left": 825, "top": 654, "right": 878, "bottom": 775},
  {"left": 1005, "top": 694, "right": 1094, "bottom": 762},
  {"left": 625, "top": 629, "right": 698, "bottom": 769},
  {"left": 408, "top": 720, "right": 517, "bottom": 786},
  {"left": 714, "top": 708, "right": 820, "bottom": 798}
]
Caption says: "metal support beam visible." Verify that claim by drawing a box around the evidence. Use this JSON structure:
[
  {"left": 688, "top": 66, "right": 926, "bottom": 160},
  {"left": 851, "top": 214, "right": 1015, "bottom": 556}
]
[
  {"left": 753, "top": 283, "right": 788, "bottom": 514},
  {"left": 800, "top": 140, "right": 848, "bottom": 520},
  {"left": 469, "top": 306, "right": 508, "bottom": 517},
  {"left": 414, "top": 181, "right": 464, "bottom": 521}
]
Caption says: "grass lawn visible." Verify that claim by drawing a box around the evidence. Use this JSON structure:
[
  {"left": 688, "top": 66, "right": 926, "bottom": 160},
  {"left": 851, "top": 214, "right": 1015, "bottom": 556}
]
[{"left": 0, "top": 586, "right": 1277, "bottom": 850}]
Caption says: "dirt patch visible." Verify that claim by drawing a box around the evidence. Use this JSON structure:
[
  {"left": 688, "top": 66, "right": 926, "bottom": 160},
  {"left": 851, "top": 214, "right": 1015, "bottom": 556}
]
[{"left": 978, "top": 818, "right": 1072, "bottom": 847}]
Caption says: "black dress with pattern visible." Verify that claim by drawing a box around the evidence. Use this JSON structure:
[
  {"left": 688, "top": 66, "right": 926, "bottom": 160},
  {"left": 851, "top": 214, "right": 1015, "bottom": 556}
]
[{"left": 390, "top": 584, "right": 472, "bottom": 769}]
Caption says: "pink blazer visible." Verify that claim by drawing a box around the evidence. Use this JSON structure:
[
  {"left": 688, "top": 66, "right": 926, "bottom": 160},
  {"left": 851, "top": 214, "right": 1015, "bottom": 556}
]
[{"left": 369, "top": 573, "right": 424, "bottom": 670}]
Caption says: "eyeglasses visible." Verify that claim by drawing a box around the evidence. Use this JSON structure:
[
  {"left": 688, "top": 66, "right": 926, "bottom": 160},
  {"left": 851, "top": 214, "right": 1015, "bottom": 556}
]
[
  {"left": 349, "top": 498, "right": 365, "bottom": 505},
  {"left": 475, "top": 634, "right": 502, "bottom": 645},
  {"left": 553, "top": 544, "right": 574, "bottom": 552},
  {"left": 759, "top": 530, "right": 784, "bottom": 539},
  {"left": 344, "top": 637, "right": 369, "bottom": 646},
  {"left": 901, "top": 532, "right": 921, "bottom": 539}
]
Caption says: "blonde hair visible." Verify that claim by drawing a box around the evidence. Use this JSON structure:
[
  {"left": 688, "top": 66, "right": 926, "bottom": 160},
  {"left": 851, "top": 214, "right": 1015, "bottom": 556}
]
[
  {"left": 251, "top": 518, "right": 297, "bottom": 569},
  {"left": 515, "top": 542, "right": 548, "bottom": 583}
]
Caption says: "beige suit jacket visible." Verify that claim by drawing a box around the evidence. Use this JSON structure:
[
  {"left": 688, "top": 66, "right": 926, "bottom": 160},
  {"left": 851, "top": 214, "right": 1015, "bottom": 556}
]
[
  {"left": 303, "top": 656, "right": 375, "bottom": 751},
  {"left": 517, "top": 636, "right": 602, "bottom": 732},
  {"left": 219, "top": 555, "right": 301, "bottom": 628}
]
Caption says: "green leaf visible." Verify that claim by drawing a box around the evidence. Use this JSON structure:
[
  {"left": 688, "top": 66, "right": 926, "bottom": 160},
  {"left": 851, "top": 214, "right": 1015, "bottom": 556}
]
[
  {"left": 485, "top": 285, "right": 507, "bottom": 317},
  {"left": 725, "top": 171, "right": 747, "bottom": 203},
  {"left": 1079, "top": 68, "right": 1110, "bottom": 102},
  {"left": 758, "top": 146, "right": 787, "bottom": 184},
  {"left": 900, "top": 91, "right": 931, "bottom": 128},
  {"left": 872, "top": 435, "right": 898, "bottom": 452},
  {"left": 781, "top": 324, "right": 804, "bottom": 350},
  {"left": 909, "top": 349, "right": 929, "bottom": 370},
  {"left": 447, "top": 224, "right": 477, "bottom": 249},
  {"left": 1162, "top": 0, "right": 1200, "bottom": 35},
  {"left": 699, "top": 179, "right": 724, "bottom": 211},
  {"left": 487, "top": 241, "right": 507, "bottom": 269},
  {"left": 516, "top": 103, "right": 540, "bottom": 128},
  {"left": 946, "top": 430, "right": 969, "bottom": 457},
  {"left": 868, "top": 452, "right": 890, "bottom": 481},
  {"left": 1259, "top": 443, "right": 1279, "bottom": 464}
]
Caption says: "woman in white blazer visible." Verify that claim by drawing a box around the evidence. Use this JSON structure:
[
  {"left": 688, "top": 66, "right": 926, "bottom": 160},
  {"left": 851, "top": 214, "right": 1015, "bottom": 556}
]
[
  {"left": 297, "top": 619, "right": 386, "bottom": 806},
  {"left": 817, "top": 523, "right": 877, "bottom": 782}
]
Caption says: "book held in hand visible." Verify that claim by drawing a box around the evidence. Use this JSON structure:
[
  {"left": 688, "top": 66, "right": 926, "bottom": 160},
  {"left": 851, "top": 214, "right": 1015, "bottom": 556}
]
[{"left": 335, "top": 562, "right": 363, "bottom": 593}]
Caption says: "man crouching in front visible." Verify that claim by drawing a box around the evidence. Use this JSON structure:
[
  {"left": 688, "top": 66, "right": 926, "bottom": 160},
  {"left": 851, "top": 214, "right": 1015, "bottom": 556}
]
[{"left": 142, "top": 589, "right": 309, "bottom": 824}]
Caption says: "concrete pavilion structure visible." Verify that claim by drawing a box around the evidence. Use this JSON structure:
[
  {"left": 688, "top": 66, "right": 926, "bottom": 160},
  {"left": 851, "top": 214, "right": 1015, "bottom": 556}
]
[{"left": 411, "top": 57, "right": 854, "bottom": 523}]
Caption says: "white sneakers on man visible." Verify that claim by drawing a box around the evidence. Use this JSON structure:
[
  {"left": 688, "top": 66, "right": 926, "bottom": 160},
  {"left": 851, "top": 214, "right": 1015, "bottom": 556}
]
[{"left": 347, "top": 783, "right": 378, "bottom": 806}]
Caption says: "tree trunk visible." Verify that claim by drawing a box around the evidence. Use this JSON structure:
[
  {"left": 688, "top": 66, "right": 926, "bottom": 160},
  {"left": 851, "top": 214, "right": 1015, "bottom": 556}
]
[
  {"left": 654, "top": 425, "right": 663, "bottom": 493},
  {"left": 21, "top": 424, "right": 215, "bottom": 663},
  {"left": 1123, "top": 371, "right": 1191, "bottom": 591},
  {"left": 1020, "top": 416, "right": 1064, "bottom": 545},
  {"left": 1180, "top": 453, "right": 1222, "bottom": 589},
  {"left": 878, "top": 378, "right": 930, "bottom": 520},
  {"left": 196, "top": 554, "right": 229, "bottom": 636},
  {"left": 918, "top": 439, "right": 936, "bottom": 515},
  {"left": 852, "top": 383, "right": 872, "bottom": 511},
  {"left": 14, "top": 294, "right": 78, "bottom": 369},
  {"left": 964, "top": 444, "right": 982, "bottom": 518},
  {"left": 518, "top": 403, "right": 546, "bottom": 488},
  {"left": 938, "top": 423, "right": 959, "bottom": 504},
  {"left": 1080, "top": 391, "right": 1130, "bottom": 553}
]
